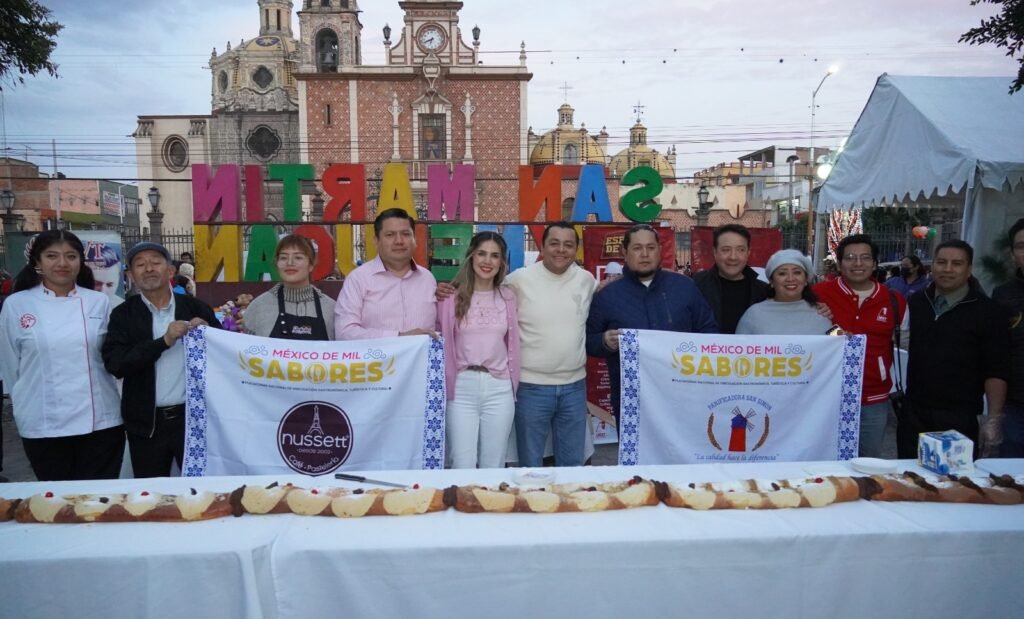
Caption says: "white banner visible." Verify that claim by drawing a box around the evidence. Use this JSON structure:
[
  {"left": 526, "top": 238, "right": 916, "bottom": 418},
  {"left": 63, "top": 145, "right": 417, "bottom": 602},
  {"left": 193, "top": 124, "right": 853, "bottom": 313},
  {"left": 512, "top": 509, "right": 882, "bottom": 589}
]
[
  {"left": 183, "top": 328, "right": 445, "bottom": 476},
  {"left": 617, "top": 330, "right": 866, "bottom": 465}
]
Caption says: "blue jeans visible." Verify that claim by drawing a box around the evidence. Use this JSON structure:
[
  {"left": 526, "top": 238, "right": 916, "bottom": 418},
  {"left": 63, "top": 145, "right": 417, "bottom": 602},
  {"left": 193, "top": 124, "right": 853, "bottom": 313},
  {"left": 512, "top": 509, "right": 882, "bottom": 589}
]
[
  {"left": 859, "top": 400, "right": 891, "bottom": 458},
  {"left": 514, "top": 379, "right": 587, "bottom": 467},
  {"left": 1001, "top": 403, "right": 1024, "bottom": 458}
]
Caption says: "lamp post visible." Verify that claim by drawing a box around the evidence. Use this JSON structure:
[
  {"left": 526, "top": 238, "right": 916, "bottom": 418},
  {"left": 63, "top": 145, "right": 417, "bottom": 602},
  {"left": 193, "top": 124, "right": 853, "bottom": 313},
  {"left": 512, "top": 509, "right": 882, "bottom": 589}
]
[
  {"left": 785, "top": 154, "right": 800, "bottom": 223},
  {"left": 807, "top": 65, "right": 838, "bottom": 255},
  {"left": 1, "top": 188, "right": 22, "bottom": 235},
  {"left": 147, "top": 186, "right": 164, "bottom": 243},
  {"left": 695, "top": 183, "right": 712, "bottom": 227}
]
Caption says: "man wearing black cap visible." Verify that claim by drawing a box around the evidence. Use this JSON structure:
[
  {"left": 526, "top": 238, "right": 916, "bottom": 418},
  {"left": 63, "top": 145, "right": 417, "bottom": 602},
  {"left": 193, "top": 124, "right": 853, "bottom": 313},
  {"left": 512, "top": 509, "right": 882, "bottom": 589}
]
[{"left": 101, "top": 242, "right": 221, "bottom": 477}]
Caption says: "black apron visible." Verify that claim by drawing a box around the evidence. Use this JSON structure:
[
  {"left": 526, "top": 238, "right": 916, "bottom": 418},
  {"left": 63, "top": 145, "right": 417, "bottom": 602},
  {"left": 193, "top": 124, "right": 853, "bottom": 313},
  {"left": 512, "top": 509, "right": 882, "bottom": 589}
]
[{"left": 271, "top": 286, "right": 329, "bottom": 340}]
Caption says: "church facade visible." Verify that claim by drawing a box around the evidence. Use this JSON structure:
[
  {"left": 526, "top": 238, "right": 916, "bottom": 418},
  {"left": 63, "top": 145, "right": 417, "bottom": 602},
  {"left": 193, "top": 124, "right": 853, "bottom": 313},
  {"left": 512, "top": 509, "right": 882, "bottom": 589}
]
[
  {"left": 134, "top": 0, "right": 303, "bottom": 232},
  {"left": 296, "top": 0, "right": 531, "bottom": 222}
]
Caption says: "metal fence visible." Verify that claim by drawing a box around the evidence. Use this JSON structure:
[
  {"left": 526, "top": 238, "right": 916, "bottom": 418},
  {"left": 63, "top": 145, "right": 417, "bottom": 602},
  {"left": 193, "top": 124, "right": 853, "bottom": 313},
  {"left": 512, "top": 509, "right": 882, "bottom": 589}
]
[{"left": 779, "top": 220, "right": 964, "bottom": 264}]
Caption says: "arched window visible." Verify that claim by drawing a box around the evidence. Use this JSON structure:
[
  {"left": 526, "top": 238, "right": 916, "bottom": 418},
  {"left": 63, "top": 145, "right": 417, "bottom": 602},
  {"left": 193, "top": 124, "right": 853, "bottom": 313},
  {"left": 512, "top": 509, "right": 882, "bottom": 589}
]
[
  {"left": 563, "top": 143, "right": 579, "bottom": 165},
  {"left": 419, "top": 114, "right": 446, "bottom": 160},
  {"left": 316, "top": 29, "right": 339, "bottom": 72}
]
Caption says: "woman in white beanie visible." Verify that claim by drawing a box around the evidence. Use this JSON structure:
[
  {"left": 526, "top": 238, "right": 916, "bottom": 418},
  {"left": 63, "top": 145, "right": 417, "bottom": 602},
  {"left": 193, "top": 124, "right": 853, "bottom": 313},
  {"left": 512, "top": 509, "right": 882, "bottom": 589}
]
[{"left": 735, "top": 249, "right": 834, "bottom": 335}]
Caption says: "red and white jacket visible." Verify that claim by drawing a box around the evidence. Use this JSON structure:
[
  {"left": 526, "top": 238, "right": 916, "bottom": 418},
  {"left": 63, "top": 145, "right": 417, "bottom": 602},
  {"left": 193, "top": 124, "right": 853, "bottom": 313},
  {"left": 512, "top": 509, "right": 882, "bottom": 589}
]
[{"left": 813, "top": 278, "right": 907, "bottom": 404}]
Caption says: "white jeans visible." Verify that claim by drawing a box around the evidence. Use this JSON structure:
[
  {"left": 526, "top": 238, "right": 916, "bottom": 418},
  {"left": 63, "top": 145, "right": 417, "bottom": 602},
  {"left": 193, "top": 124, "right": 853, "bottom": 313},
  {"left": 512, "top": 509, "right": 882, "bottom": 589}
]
[{"left": 446, "top": 370, "right": 514, "bottom": 469}]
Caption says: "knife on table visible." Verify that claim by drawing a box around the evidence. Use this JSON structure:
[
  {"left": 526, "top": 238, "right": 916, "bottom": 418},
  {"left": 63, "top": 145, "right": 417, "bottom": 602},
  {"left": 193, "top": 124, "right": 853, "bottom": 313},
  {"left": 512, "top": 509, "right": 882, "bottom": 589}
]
[{"left": 334, "top": 473, "right": 409, "bottom": 488}]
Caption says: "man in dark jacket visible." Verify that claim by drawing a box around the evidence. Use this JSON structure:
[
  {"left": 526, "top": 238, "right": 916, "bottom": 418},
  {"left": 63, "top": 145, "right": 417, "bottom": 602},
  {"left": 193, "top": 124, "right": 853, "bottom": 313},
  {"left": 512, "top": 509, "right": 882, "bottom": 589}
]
[
  {"left": 991, "top": 218, "right": 1024, "bottom": 457},
  {"left": 900, "top": 240, "right": 1009, "bottom": 458},
  {"left": 693, "top": 224, "right": 769, "bottom": 334},
  {"left": 586, "top": 224, "right": 717, "bottom": 422},
  {"left": 102, "top": 242, "right": 221, "bottom": 477}
]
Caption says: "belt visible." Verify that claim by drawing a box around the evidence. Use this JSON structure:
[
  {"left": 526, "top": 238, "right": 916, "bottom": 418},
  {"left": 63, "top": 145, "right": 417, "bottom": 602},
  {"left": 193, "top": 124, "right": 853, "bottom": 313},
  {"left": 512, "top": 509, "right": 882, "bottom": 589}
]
[
  {"left": 155, "top": 404, "right": 185, "bottom": 420},
  {"left": 464, "top": 365, "right": 489, "bottom": 373}
]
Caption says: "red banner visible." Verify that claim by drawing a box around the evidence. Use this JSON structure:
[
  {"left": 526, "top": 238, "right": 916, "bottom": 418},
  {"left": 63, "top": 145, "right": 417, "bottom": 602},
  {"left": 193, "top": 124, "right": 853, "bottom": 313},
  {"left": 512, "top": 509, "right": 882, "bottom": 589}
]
[{"left": 689, "top": 227, "right": 783, "bottom": 273}]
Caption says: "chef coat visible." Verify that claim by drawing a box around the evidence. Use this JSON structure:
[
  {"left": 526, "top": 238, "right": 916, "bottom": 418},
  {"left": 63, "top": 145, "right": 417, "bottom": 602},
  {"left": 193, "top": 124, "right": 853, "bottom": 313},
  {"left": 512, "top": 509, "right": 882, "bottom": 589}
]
[{"left": 0, "top": 284, "right": 122, "bottom": 438}]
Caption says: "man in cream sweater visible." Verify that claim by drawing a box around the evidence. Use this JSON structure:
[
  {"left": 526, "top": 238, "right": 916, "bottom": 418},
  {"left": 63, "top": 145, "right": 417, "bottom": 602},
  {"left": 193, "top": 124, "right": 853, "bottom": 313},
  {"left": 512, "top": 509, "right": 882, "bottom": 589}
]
[{"left": 506, "top": 222, "right": 596, "bottom": 466}]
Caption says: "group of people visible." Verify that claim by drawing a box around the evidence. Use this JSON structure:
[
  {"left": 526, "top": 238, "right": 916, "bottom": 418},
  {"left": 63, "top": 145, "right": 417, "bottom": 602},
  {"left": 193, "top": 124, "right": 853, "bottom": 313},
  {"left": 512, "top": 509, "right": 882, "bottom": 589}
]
[
  {"left": 1, "top": 213, "right": 1022, "bottom": 482},
  {"left": 0, "top": 232, "right": 221, "bottom": 481}
]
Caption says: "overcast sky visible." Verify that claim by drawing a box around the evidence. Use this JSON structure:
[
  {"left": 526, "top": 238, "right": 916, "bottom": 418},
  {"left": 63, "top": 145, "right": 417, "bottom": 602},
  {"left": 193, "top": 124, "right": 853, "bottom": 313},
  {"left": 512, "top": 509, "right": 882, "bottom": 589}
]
[{"left": 1, "top": 0, "right": 1017, "bottom": 184}]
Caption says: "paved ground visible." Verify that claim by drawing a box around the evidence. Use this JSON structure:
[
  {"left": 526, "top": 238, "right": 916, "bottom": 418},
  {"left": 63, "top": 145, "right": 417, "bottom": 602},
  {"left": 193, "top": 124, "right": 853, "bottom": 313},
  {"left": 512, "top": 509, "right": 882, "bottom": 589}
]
[
  {"left": 0, "top": 397, "right": 895, "bottom": 482},
  {"left": 1, "top": 397, "right": 35, "bottom": 483}
]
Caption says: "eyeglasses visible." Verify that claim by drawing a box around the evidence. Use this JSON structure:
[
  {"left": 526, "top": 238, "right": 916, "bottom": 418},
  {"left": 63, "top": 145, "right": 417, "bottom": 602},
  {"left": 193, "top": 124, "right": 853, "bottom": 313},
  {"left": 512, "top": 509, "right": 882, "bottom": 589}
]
[{"left": 842, "top": 253, "right": 874, "bottom": 264}]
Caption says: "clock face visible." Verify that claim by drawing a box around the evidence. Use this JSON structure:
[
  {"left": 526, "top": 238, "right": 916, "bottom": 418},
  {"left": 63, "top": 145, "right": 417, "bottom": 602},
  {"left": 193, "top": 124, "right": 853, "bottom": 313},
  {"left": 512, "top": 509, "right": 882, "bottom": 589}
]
[{"left": 418, "top": 26, "right": 445, "bottom": 51}]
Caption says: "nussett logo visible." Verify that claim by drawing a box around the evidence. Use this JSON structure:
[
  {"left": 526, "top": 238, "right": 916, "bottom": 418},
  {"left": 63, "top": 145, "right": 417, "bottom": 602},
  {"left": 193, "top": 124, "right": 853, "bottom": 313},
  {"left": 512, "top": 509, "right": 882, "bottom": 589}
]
[{"left": 277, "top": 401, "right": 353, "bottom": 475}]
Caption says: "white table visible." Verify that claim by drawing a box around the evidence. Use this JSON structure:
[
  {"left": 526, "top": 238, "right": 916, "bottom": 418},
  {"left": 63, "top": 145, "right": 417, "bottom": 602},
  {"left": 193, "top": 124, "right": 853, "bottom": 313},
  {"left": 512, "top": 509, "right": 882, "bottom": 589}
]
[{"left": 2, "top": 460, "right": 1022, "bottom": 619}]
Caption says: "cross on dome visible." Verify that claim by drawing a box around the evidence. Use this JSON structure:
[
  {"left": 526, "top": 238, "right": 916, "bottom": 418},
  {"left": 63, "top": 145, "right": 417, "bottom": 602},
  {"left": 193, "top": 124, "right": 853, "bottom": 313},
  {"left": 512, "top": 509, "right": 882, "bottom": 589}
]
[
  {"left": 560, "top": 81, "right": 573, "bottom": 103},
  {"left": 633, "top": 100, "right": 646, "bottom": 123}
]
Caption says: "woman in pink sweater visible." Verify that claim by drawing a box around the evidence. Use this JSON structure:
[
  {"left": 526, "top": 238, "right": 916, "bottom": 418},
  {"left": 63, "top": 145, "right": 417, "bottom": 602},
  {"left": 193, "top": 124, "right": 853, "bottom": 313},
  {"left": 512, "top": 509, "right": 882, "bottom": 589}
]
[{"left": 437, "top": 231, "right": 520, "bottom": 468}]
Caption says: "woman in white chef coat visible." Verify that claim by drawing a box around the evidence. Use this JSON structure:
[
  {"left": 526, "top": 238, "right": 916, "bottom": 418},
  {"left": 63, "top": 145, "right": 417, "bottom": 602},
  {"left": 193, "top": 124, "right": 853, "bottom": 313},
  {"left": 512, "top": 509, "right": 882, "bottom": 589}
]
[{"left": 0, "top": 230, "right": 124, "bottom": 481}]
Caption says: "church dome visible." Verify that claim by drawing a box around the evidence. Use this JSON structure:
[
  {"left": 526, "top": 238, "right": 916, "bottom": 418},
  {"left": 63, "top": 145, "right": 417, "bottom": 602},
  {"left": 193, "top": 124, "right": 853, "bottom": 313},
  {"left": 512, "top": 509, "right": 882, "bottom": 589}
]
[
  {"left": 529, "top": 103, "right": 607, "bottom": 166},
  {"left": 608, "top": 120, "right": 675, "bottom": 179},
  {"left": 242, "top": 35, "right": 298, "bottom": 53}
]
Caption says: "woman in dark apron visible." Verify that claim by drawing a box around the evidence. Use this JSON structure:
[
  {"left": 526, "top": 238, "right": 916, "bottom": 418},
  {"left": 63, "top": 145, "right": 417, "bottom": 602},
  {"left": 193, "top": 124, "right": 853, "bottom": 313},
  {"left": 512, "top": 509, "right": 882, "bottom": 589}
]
[{"left": 242, "top": 235, "right": 335, "bottom": 340}]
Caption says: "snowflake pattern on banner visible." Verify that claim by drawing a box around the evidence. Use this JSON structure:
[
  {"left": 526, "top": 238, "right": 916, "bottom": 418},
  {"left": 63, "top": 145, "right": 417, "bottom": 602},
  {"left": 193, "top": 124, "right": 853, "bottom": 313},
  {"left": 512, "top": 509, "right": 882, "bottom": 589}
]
[
  {"left": 618, "top": 329, "right": 641, "bottom": 465},
  {"left": 183, "top": 327, "right": 209, "bottom": 477},
  {"left": 838, "top": 335, "right": 867, "bottom": 459},
  {"left": 421, "top": 338, "right": 446, "bottom": 470}
]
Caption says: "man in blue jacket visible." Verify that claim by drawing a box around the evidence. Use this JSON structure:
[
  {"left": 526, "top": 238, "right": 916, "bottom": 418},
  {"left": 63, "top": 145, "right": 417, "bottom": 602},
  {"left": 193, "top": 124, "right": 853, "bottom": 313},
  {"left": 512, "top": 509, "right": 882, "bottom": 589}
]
[{"left": 586, "top": 224, "right": 718, "bottom": 423}]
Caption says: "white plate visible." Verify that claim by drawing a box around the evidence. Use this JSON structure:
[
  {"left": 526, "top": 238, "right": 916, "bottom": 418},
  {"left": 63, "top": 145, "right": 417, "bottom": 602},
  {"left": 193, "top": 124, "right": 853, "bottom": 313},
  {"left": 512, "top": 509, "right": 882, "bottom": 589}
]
[{"left": 849, "top": 457, "right": 898, "bottom": 475}]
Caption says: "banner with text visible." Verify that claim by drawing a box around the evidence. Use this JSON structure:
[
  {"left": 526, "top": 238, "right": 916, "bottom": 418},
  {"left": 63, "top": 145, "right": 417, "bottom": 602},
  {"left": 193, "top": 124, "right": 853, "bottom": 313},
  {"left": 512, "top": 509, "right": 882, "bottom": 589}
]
[
  {"left": 183, "top": 328, "right": 445, "bottom": 476},
  {"left": 617, "top": 329, "right": 865, "bottom": 465}
]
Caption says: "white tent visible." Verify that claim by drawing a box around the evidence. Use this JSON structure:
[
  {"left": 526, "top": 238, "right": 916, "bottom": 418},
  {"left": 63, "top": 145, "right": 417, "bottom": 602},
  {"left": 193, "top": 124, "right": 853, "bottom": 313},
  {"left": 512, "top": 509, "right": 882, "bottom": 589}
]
[{"left": 817, "top": 74, "right": 1024, "bottom": 290}]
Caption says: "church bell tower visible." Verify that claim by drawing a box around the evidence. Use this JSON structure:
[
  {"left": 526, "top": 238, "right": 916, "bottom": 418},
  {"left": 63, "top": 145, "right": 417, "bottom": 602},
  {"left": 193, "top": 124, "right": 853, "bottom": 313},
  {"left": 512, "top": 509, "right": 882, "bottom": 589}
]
[{"left": 297, "top": 0, "right": 363, "bottom": 72}]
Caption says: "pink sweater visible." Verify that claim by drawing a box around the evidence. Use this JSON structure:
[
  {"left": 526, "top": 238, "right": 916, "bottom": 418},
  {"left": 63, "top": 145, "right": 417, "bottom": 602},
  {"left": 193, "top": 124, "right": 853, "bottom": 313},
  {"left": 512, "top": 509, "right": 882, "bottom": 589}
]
[{"left": 437, "top": 286, "right": 521, "bottom": 402}]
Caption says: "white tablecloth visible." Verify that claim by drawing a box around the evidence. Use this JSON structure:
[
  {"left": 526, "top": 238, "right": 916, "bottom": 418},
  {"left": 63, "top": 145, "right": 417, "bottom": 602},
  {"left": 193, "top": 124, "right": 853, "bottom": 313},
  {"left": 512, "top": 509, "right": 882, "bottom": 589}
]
[{"left": 1, "top": 459, "right": 1022, "bottom": 619}]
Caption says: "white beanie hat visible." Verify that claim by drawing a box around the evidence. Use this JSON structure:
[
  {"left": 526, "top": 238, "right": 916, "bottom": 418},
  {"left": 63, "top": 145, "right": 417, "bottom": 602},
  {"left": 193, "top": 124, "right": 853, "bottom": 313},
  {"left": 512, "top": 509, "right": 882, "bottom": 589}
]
[{"left": 765, "top": 249, "right": 813, "bottom": 279}]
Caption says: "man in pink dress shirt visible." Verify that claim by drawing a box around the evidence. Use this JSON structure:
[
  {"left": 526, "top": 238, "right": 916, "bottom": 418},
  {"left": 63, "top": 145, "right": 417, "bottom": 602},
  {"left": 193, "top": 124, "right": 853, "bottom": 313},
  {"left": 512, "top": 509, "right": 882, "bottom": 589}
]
[{"left": 335, "top": 209, "right": 438, "bottom": 340}]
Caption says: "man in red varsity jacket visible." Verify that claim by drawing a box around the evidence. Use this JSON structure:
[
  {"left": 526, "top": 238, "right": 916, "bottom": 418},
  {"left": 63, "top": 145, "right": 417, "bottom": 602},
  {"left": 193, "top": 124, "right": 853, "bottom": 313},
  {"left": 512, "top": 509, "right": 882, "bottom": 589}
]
[{"left": 814, "top": 234, "right": 907, "bottom": 458}]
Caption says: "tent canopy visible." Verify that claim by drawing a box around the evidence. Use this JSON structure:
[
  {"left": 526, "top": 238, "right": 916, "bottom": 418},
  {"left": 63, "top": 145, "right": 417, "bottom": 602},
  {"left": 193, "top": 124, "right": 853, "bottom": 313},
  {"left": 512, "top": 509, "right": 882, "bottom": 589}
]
[{"left": 818, "top": 74, "right": 1024, "bottom": 212}]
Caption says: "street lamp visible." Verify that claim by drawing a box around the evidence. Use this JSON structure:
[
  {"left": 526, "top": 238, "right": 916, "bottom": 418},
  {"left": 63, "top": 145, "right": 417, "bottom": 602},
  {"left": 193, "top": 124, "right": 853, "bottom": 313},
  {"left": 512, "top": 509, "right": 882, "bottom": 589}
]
[
  {"left": 1, "top": 188, "right": 23, "bottom": 235},
  {"left": 146, "top": 187, "right": 163, "bottom": 243},
  {"left": 696, "top": 183, "right": 712, "bottom": 227},
  {"left": 0, "top": 188, "right": 14, "bottom": 212},
  {"left": 807, "top": 65, "right": 838, "bottom": 255},
  {"left": 147, "top": 186, "right": 161, "bottom": 211}
]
